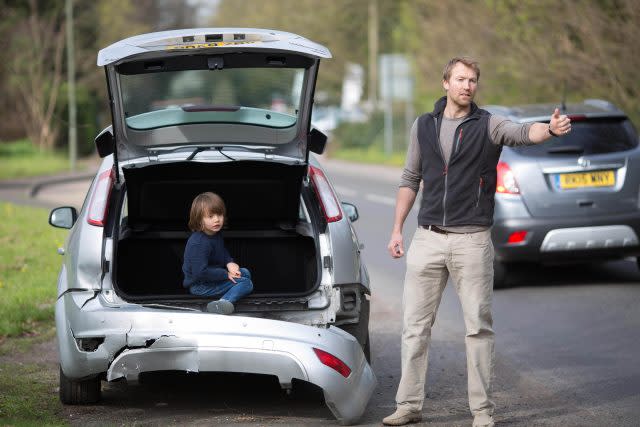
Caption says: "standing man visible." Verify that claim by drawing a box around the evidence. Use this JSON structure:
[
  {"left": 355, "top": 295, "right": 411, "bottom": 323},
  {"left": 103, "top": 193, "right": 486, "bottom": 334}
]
[{"left": 382, "top": 57, "right": 572, "bottom": 427}]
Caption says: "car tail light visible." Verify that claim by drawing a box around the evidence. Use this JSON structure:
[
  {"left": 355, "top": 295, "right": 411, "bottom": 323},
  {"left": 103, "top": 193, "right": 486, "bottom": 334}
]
[
  {"left": 313, "top": 347, "right": 351, "bottom": 378},
  {"left": 566, "top": 114, "right": 587, "bottom": 122},
  {"left": 507, "top": 230, "right": 528, "bottom": 244},
  {"left": 496, "top": 162, "right": 520, "bottom": 194},
  {"left": 308, "top": 165, "right": 343, "bottom": 222},
  {"left": 87, "top": 168, "right": 114, "bottom": 226}
]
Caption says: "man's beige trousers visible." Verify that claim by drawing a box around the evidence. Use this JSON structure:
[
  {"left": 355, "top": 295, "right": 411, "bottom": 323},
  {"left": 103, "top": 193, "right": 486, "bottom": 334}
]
[{"left": 395, "top": 227, "right": 495, "bottom": 417}]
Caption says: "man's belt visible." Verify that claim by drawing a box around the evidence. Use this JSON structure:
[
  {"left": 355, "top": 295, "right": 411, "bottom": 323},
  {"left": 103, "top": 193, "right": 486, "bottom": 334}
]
[{"left": 420, "top": 224, "right": 451, "bottom": 234}]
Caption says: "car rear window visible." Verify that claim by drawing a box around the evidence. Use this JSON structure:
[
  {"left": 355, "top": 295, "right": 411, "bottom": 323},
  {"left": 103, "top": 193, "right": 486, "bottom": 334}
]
[
  {"left": 512, "top": 118, "right": 638, "bottom": 157},
  {"left": 119, "top": 67, "right": 305, "bottom": 130}
]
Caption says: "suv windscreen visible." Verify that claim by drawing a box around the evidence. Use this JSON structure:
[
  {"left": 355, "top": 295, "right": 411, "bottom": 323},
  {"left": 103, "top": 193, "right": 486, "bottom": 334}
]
[
  {"left": 512, "top": 118, "right": 638, "bottom": 157},
  {"left": 119, "top": 67, "right": 305, "bottom": 130}
]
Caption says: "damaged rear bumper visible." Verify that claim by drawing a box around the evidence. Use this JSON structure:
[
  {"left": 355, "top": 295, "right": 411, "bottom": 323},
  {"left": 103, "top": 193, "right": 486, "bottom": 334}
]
[{"left": 56, "top": 292, "right": 376, "bottom": 424}]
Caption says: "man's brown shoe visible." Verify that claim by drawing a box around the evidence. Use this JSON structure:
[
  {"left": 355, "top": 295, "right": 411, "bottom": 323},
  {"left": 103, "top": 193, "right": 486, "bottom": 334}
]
[{"left": 382, "top": 409, "right": 422, "bottom": 426}]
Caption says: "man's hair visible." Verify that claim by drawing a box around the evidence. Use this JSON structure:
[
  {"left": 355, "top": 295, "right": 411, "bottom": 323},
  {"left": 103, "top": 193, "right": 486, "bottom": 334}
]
[
  {"left": 188, "top": 192, "right": 227, "bottom": 232},
  {"left": 442, "top": 56, "right": 480, "bottom": 82}
]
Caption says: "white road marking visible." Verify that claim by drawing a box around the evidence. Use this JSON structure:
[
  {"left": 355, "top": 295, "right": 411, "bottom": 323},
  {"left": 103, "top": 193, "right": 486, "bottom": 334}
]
[
  {"left": 365, "top": 194, "right": 396, "bottom": 206},
  {"left": 333, "top": 185, "right": 357, "bottom": 197},
  {"left": 334, "top": 185, "right": 420, "bottom": 211}
]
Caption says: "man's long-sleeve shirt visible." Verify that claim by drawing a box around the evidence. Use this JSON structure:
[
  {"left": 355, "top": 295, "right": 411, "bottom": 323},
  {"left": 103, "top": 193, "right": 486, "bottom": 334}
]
[{"left": 182, "top": 231, "right": 234, "bottom": 288}]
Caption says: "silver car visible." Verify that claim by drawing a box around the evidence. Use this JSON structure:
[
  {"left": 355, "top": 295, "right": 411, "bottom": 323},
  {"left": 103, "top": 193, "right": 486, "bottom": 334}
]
[
  {"left": 485, "top": 100, "right": 640, "bottom": 287},
  {"left": 48, "top": 28, "right": 375, "bottom": 425}
]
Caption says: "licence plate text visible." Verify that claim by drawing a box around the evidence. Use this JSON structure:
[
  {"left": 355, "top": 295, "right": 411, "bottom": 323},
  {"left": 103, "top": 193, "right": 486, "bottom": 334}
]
[{"left": 558, "top": 170, "right": 615, "bottom": 189}]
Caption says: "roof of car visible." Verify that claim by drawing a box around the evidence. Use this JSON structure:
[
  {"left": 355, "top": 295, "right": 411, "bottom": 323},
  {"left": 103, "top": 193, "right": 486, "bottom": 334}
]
[
  {"left": 98, "top": 28, "right": 331, "bottom": 66},
  {"left": 483, "top": 99, "right": 627, "bottom": 123}
]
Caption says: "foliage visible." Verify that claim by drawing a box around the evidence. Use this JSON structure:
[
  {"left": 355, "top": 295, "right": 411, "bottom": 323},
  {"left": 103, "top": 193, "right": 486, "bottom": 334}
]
[
  {"left": 0, "top": 202, "right": 67, "bottom": 337},
  {"left": 4, "top": 0, "right": 66, "bottom": 150},
  {"left": 1, "top": 1, "right": 639, "bottom": 159},
  {"left": 0, "top": 139, "right": 70, "bottom": 179}
]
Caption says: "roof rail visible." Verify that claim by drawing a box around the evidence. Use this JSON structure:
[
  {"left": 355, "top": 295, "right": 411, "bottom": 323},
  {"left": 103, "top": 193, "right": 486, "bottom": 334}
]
[{"left": 583, "top": 99, "right": 619, "bottom": 112}]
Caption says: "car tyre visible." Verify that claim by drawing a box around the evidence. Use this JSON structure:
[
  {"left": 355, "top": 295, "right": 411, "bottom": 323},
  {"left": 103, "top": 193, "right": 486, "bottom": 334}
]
[
  {"left": 493, "top": 260, "right": 508, "bottom": 289},
  {"left": 59, "top": 366, "right": 101, "bottom": 404}
]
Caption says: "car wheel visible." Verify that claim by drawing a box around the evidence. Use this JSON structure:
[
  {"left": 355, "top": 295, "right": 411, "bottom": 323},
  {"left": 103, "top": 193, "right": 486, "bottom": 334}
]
[
  {"left": 59, "top": 366, "right": 101, "bottom": 404},
  {"left": 493, "top": 260, "right": 508, "bottom": 289}
]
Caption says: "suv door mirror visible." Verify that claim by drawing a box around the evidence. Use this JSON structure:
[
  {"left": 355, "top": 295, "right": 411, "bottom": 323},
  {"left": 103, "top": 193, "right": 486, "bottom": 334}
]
[
  {"left": 342, "top": 202, "right": 359, "bottom": 222},
  {"left": 49, "top": 207, "right": 78, "bottom": 229},
  {"left": 308, "top": 128, "right": 327, "bottom": 154}
]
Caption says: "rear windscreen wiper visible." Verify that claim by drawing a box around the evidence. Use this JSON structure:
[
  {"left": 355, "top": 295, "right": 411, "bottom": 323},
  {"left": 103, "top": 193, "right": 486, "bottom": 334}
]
[{"left": 547, "top": 145, "right": 584, "bottom": 154}]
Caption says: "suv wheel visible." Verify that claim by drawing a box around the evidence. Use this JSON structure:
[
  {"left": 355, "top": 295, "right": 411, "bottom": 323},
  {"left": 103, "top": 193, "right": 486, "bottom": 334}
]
[
  {"left": 493, "top": 260, "right": 508, "bottom": 289},
  {"left": 59, "top": 366, "right": 101, "bottom": 404}
]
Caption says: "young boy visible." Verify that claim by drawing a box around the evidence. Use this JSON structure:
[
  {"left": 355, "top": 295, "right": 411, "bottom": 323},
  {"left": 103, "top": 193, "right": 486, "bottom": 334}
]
[{"left": 182, "top": 192, "right": 253, "bottom": 314}]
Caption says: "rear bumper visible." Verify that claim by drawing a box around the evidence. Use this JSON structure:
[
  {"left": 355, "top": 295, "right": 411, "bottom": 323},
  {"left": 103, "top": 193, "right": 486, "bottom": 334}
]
[
  {"left": 56, "top": 292, "right": 376, "bottom": 425},
  {"left": 492, "top": 210, "right": 640, "bottom": 264}
]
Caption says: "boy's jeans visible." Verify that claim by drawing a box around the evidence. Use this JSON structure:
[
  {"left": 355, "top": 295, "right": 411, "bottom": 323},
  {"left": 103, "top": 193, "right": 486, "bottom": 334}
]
[{"left": 189, "top": 267, "right": 254, "bottom": 303}]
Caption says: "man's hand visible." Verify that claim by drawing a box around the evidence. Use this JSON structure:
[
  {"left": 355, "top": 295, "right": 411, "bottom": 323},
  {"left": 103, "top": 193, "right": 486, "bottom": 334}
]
[
  {"left": 387, "top": 231, "right": 405, "bottom": 258},
  {"left": 528, "top": 108, "right": 572, "bottom": 143},
  {"left": 549, "top": 108, "right": 572, "bottom": 136}
]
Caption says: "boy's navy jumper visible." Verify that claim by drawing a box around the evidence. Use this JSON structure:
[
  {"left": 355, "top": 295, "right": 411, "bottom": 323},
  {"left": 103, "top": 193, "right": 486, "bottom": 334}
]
[{"left": 182, "top": 231, "right": 234, "bottom": 288}]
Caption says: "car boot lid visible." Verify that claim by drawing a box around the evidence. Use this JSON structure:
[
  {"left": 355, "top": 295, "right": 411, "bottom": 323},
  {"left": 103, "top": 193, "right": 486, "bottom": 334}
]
[{"left": 97, "top": 28, "right": 331, "bottom": 167}]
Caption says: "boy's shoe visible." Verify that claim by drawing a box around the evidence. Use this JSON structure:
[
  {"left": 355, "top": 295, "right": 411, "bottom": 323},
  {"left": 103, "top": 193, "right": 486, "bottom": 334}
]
[
  {"left": 382, "top": 409, "right": 422, "bottom": 426},
  {"left": 206, "top": 299, "right": 234, "bottom": 315},
  {"left": 472, "top": 414, "right": 495, "bottom": 427}
]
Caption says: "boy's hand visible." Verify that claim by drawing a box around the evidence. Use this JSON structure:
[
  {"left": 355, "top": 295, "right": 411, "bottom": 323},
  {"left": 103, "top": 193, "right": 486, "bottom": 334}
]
[
  {"left": 227, "top": 262, "right": 240, "bottom": 274},
  {"left": 226, "top": 262, "right": 241, "bottom": 283}
]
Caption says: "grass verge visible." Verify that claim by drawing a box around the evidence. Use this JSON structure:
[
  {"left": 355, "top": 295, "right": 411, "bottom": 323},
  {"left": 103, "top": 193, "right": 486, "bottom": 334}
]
[
  {"left": 328, "top": 146, "right": 407, "bottom": 167},
  {"left": 0, "top": 328, "right": 66, "bottom": 426},
  {"left": 0, "top": 202, "right": 68, "bottom": 424},
  {"left": 0, "top": 139, "right": 70, "bottom": 180},
  {"left": 0, "top": 202, "right": 67, "bottom": 337}
]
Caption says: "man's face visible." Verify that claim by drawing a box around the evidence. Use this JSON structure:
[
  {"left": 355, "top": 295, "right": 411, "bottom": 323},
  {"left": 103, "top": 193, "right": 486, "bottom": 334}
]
[{"left": 443, "top": 62, "right": 478, "bottom": 108}]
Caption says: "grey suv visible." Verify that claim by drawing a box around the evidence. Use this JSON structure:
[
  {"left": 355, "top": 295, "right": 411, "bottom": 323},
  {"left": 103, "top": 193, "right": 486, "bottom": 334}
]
[
  {"left": 48, "top": 28, "right": 375, "bottom": 424},
  {"left": 485, "top": 100, "right": 640, "bottom": 287}
]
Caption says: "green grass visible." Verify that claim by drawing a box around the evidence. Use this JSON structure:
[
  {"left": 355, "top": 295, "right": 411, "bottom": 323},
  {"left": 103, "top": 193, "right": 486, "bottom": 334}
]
[
  {"left": 0, "top": 203, "right": 68, "bottom": 424},
  {"left": 0, "top": 351, "right": 66, "bottom": 426},
  {"left": 329, "top": 146, "right": 408, "bottom": 167},
  {"left": 0, "top": 139, "right": 70, "bottom": 180},
  {"left": 0, "top": 202, "right": 67, "bottom": 337}
]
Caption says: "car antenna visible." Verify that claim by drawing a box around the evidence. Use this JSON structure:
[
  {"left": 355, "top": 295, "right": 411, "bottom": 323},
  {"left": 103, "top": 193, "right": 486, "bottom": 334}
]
[{"left": 561, "top": 80, "right": 567, "bottom": 112}]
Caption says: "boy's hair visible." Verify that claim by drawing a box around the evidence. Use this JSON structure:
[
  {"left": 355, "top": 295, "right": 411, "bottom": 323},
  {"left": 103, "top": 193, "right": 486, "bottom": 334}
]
[
  {"left": 442, "top": 56, "right": 480, "bottom": 82},
  {"left": 188, "top": 192, "right": 226, "bottom": 232}
]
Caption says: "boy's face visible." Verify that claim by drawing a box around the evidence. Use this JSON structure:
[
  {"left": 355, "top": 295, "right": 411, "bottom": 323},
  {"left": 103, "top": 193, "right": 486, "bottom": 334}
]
[{"left": 202, "top": 212, "right": 224, "bottom": 235}]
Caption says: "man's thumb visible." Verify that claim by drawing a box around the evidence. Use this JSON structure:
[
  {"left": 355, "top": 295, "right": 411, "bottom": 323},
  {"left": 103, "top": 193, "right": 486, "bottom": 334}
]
[{"left": 553, "top": 108, "right": 560, "bottom": 118}]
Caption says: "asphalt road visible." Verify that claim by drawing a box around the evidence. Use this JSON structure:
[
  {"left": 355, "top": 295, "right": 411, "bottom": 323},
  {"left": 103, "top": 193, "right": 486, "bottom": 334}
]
[{"left": 9, "top": 158, "right": 640, "bottom": 426}]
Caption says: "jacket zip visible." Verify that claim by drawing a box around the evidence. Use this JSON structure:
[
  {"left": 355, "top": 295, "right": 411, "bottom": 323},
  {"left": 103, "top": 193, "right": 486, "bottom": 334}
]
[
  {"left": 453, "top": 128, "right": 464, "bottom": 156},
  {"left": 475, "top": 177, "right": 483, "bottom": 208}
]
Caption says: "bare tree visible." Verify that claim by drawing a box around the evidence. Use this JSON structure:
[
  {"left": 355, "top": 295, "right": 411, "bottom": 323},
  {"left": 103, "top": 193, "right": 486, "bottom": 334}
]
[{"left": 8, "top": 0, "right": 65, "bottom": 150}]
